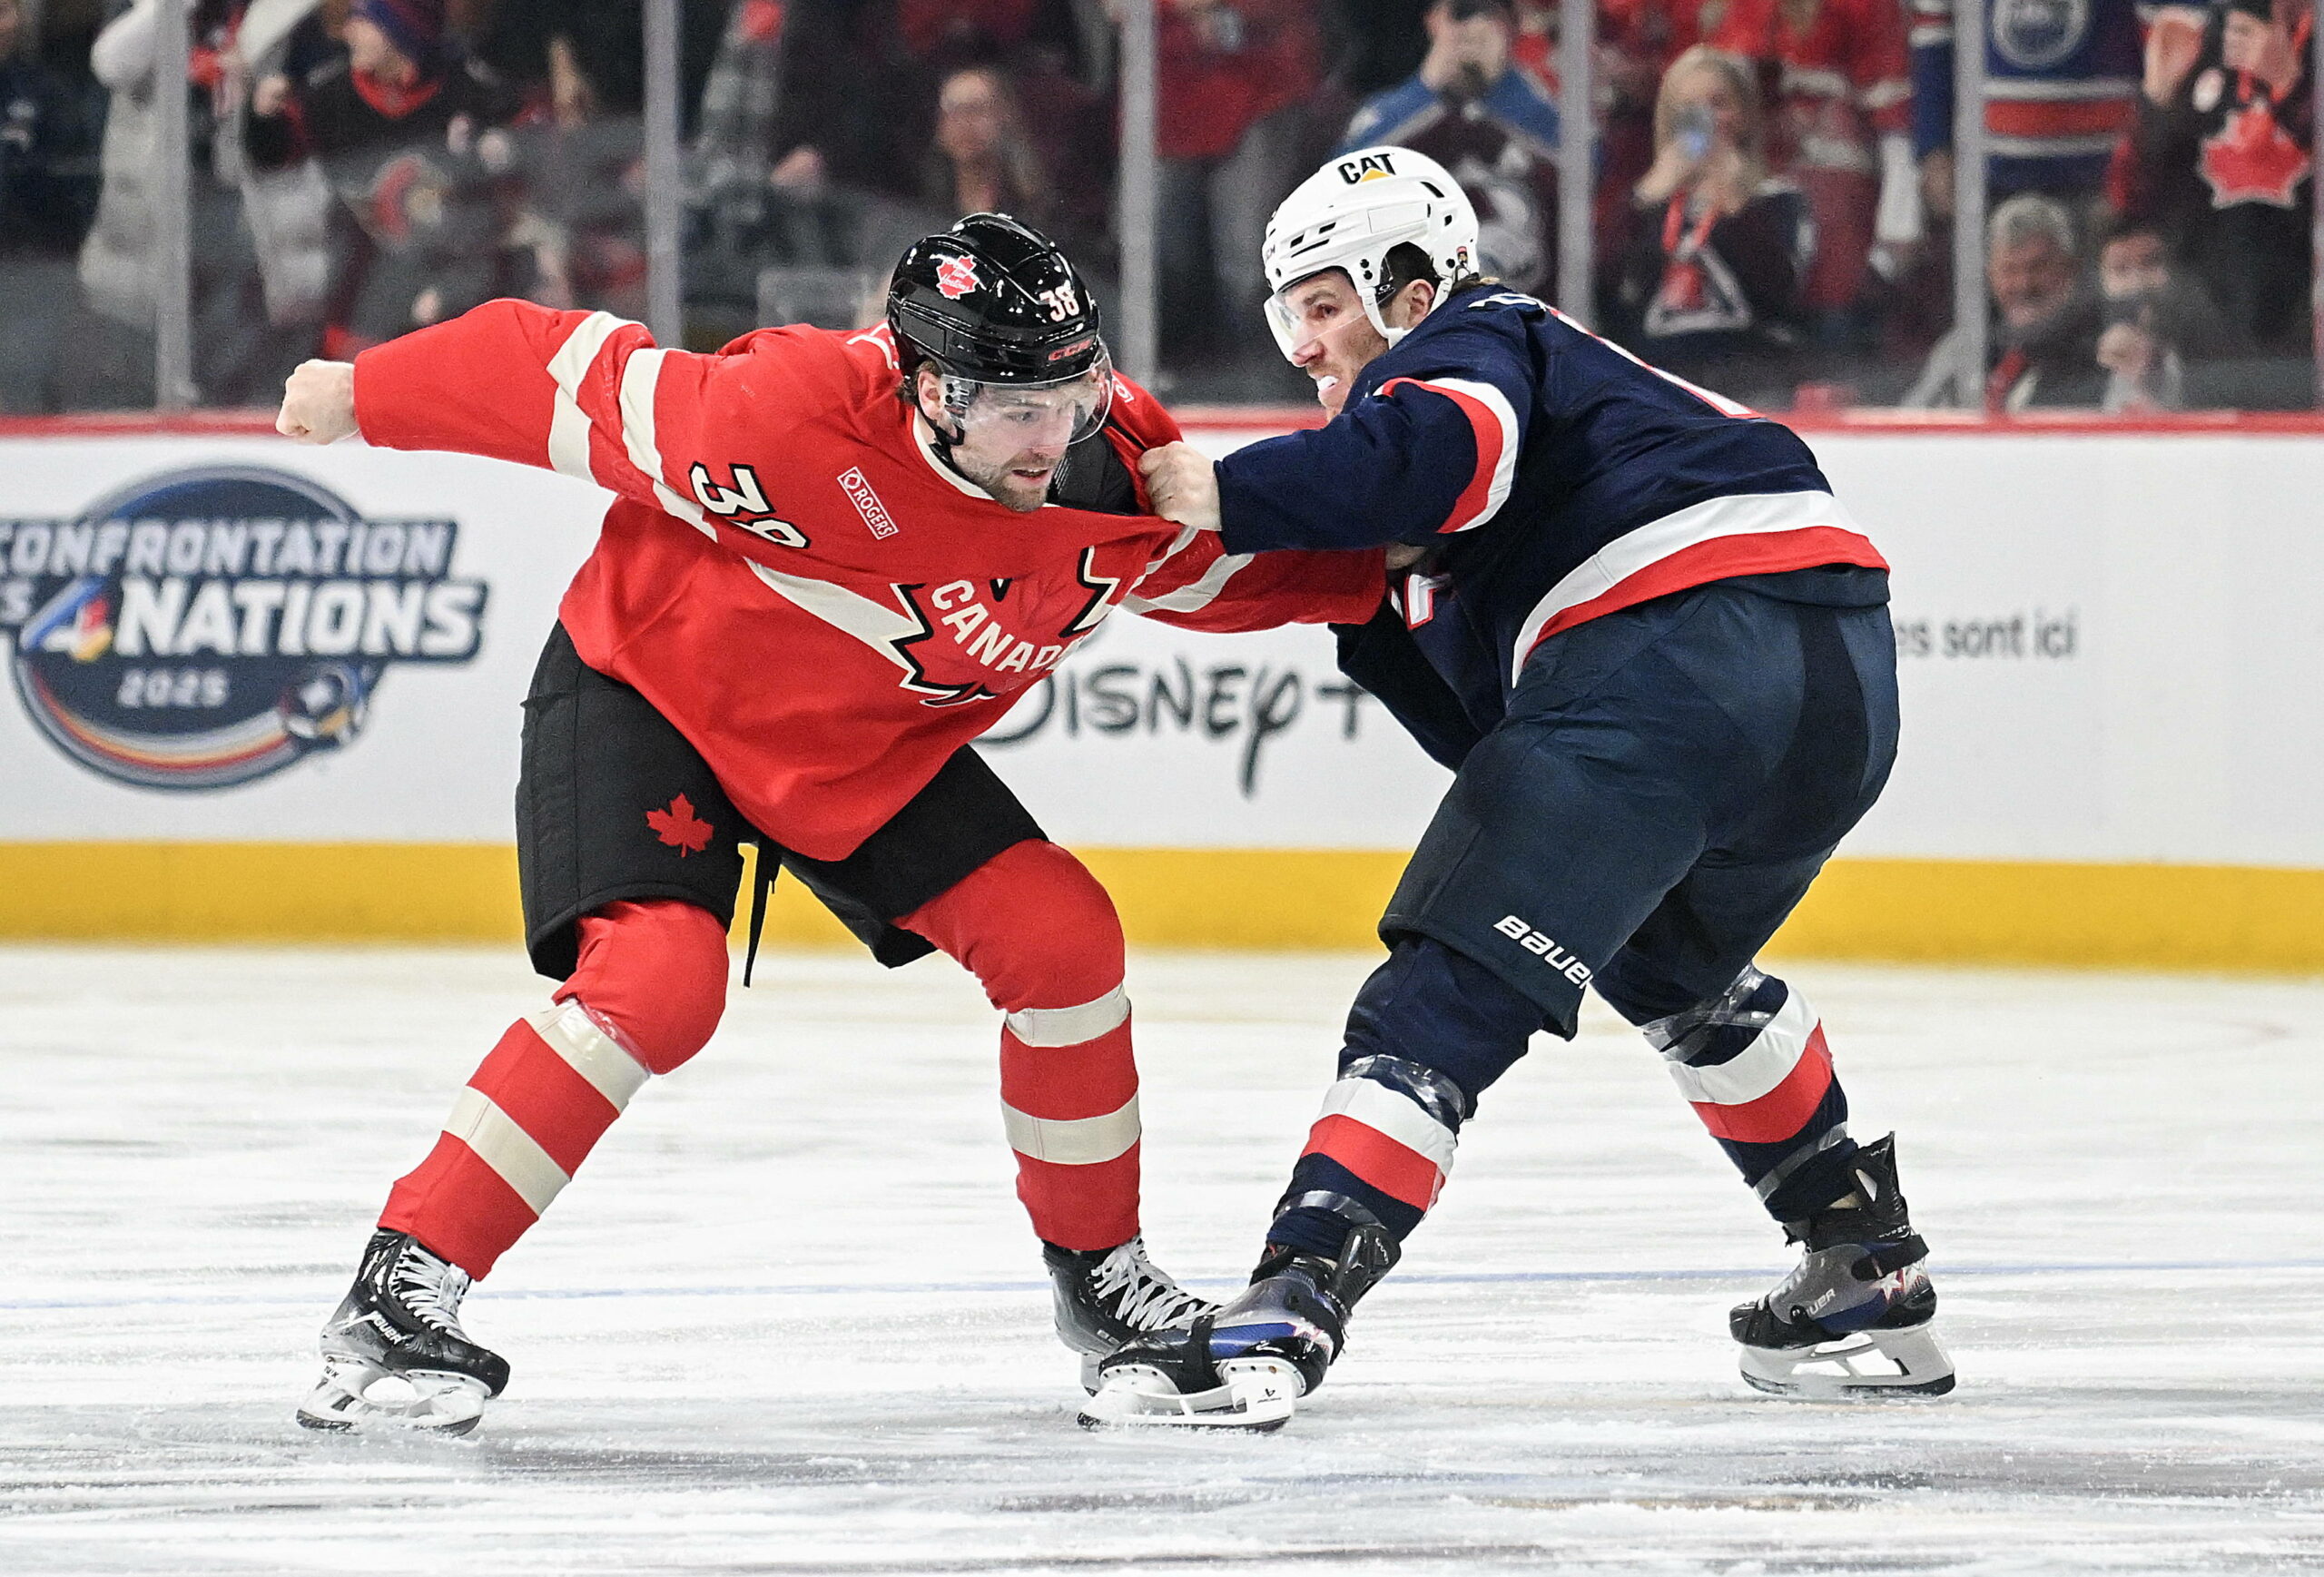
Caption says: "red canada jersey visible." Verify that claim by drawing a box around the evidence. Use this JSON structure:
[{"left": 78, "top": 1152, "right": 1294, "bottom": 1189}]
[{"left": 353, "top": 301, "right": 1385, "bottom": 860}]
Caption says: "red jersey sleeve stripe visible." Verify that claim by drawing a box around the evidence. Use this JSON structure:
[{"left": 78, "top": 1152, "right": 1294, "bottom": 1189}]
[
  {"left": 544, "top": 310, "right": 626, "bottom": 482},
  {"left": 1378, "top": 375, "right": 1521, "bottom": 535}
]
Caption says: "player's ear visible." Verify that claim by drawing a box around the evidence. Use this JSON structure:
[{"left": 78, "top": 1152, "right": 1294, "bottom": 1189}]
[
  {"left": 1385, "top": 278, "right": 1438, "bottom": 331},
  {"left": 911, "top": 365, "right": 950, "bottom": 429}
]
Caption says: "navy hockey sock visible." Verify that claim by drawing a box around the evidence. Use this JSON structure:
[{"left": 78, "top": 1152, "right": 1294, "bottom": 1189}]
[
  {"left": 1269, "top": 938, "right": 1540, "bottom": 1257},
  {"left": 1638, "top": 967, "right": 1859, "bottom": 1222}
]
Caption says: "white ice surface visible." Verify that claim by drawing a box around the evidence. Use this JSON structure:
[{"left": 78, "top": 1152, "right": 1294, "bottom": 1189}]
[{"left": 2, "top": 947, "right": 2320, "bottom": 1575}]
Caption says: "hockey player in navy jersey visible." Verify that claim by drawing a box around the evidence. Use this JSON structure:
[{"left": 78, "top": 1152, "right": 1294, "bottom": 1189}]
[{"left": 1084, "top": 147, "right": 1954, "bottom": 1428}]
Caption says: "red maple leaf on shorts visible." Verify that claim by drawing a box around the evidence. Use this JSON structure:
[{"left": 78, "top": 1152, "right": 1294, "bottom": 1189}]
[
  {"left": 645, "top": 793, "right": 714, "bottom": 856},
  {"left": 2200, "top": 100, "right": 2311, "bottom": 208}
]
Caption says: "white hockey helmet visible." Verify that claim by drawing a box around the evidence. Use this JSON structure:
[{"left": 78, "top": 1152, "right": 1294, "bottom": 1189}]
[{"left": 1260, "top": 145, "right": 1480, "bottom": 359}]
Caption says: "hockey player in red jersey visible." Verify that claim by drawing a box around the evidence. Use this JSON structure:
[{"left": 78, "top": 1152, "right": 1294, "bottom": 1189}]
[{"left": 272, "top": 214, "right": 1387, "bottom": 1434}]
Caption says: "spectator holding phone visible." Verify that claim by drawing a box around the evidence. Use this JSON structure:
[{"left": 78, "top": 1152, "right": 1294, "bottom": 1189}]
[
  {"left": 1339, "top": 0, "right": 1564, "bottom": 295},
  {"left": 1607, "top": 44, "right": 1809, "bottom": 399},
  {"left": 246, "top": 0, "right": 549, "bottom": 354}
]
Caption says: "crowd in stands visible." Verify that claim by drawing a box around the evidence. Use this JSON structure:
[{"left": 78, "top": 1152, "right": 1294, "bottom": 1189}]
[{"left": 0, "top": 0, "right": 2313, "bottom": 411}]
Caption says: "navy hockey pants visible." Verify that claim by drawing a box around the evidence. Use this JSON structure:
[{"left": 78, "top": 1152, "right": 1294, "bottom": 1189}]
[{"left": 1272, "top": 580, "right": 1899, "bottom": 1254}]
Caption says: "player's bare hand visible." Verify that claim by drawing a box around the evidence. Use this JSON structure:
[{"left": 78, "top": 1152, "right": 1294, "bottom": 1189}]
[
  {"left": 276, "top": 360, "right": 358, "bottom": 445},
  {"left": 1138, "top": 442, "right": 1221, "bottom": 533}
]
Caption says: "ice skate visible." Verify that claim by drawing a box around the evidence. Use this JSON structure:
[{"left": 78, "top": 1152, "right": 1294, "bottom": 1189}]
[
  {"left": 296, "top": 1229, "right": 511, "bottom": 1435},
  {"left": 1079, "top": 1223, "right": 1398, "bottom": 1430},
  {"left": 1731, "top": 1135, "right": 1955, "bottom": 1398},
  {"left": 1044, "top": 1236, "right": 1218, "bottom": 1391}
]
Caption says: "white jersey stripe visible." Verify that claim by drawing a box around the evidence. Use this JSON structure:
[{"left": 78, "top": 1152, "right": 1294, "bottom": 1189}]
[
  {"left": 442, "top": 1088, "right": 570, "bottom": 1216},
  {"left": 545, "top": 311, "right": 625, "bottom": 484},
  {"left": 1986, "top": 77, "right": 2139, "bottom": 101},
  {"left": 1508, "top": 488, "right": 1864, "bottom": 684},
  {"left": 1123, "top": 546, "right": 1256, "bottom": 615},
  {"left": 1317, "top": 1076, "right": 1457, "bottom": 1174},
  {"left": 1661, "top": 991, "right": 1820, "bottom": 1108},
  {"left": 1986, "top": 133, "right": 2125, "bottom": 158},
  {"left": 1003, "top": 1094, "right": 1141, "bottom": 1165},
  {"left": 616, "top": 348, "right": 718, "bottom": 540},
  {"left": 1006, "top": 986, "right": 1131, "bottom": 1048},
  {"left": 527, "top": 1001, "right": 650, "bottom": 1111},
  {"left": 1419, "top": 376, "right": 1521, "bottom": 533},
  {"left": 746, "top": 560, "right": 928, "bottom": 675}
]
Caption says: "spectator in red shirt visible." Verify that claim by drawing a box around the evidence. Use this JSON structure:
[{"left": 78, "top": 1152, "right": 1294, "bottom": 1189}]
[
  {"left": 1709, "top": 0, "right": 1920, "bottom": 332},
  {"left": 1151, "top": 0, "right": 1323, "bottom": 361}
]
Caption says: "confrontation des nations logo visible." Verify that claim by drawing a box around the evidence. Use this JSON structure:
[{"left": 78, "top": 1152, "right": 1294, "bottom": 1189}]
[{"left": 2, "top": 466, "right": 487, "bottom": 791}]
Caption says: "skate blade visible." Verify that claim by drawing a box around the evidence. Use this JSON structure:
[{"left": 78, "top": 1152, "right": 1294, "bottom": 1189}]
[
  {"left": 1738, "top": 1321, "right": 1956, "bottom": 1400},
  {"left": 296, "top": 1356, "right": 490, "bottom": 1435},
  {"left": 1077, "top": 1358, "right": 1301, "bottom": 1432}
]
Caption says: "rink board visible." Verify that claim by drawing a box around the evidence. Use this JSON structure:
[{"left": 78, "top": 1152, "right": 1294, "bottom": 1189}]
[{"left": 5, "top": 420, "right": 2324, "bottom": 966}]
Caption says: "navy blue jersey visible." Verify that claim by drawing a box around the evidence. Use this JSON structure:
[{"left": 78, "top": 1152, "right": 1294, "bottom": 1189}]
[{"left": 1214, "top": 286, "right": 1888, "bottom": 757}]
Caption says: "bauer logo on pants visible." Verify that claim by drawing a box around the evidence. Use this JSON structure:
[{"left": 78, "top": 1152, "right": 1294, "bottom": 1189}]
[{"left": 0, "top": 466, "right": 488, "bottom": 791}]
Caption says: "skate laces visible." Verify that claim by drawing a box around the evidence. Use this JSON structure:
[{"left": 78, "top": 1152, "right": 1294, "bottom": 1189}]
[
  {"left": 1088, "top": 1239, "right": 1211, "bottom": 1332},
  {"left": 389, "top": 1242, "right": 474, "bottom": 1336}
]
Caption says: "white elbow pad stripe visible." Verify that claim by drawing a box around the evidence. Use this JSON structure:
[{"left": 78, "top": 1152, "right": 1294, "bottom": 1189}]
[
  {"left": 616, "top": 347, "right": 718, "bottom": 540},
  {"left": 527, "top": 1001, "right": 651, "bottom": 1111},
  {"left": 1004, "top": 986, "right": 1131, "bottom": 1047},
  {"left": 1403, "top": 376, "right": 1521, "bottom": 534},
  {"left": 1317, "top": 1076, "right": 1458, "bottom": 1173},
  {"left": 1662, "top": 991, "right": 1820, "bottom": 1107},
  {"left": 545, "top": 310, "right": 625, "bottom": 483},
  {"left": 1003, "top": 1095, "right": 1141, "bottom": 1165},
  {"left": 1125, "top": 548, "right": 1256, "bottom": 615},
  {"left": 442, "top": 1088, "right": 570, "bottom": 1216}
]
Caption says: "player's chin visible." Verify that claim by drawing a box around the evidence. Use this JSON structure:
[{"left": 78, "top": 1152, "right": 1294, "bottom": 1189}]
[{"left": 993, "top": 472, "right": 1053, "bottom": 512}]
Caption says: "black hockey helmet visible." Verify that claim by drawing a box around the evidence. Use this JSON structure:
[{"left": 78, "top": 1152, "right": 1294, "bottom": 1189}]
[{"left": 888, "top": 212, "right": 1113, "bottom": 446}]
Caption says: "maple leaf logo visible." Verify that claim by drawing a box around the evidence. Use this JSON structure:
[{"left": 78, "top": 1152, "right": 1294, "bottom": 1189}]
[
  {"left": 645, "top": 793, "right": 714, "bottom": 857},
  {"left": 2201, "top": 100, "right": 2311, "bottom": 209},
  {"left": 935, "top": 254, "right": 980, "bottom": 300}
]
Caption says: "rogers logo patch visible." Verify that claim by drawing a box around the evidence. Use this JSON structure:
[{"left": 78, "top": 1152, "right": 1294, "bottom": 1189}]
[{"left": 838, "top": 468, "right": 899, "bottom": 540}]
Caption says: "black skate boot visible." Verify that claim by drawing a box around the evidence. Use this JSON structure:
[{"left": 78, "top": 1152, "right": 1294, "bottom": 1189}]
[
  {"left": 1079, "top": 1222, "right": 1399, "bottom": 1430},
  {"left": 1044, "top": 1236, "right": 1218, "bottom": 1391},
  {"left": 296, "top": 1229, "right": 512, "bottom": 1434},
  {"left": 1731, "top": 1134, "right": 1955, "bottom": 1397}
]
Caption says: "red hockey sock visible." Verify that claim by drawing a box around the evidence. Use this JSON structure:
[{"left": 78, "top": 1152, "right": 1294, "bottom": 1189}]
[
  {"left": 379, "top": 900, "right": 729, "bottom": 1276},
  {"left": 901, "top": 841, "right": 1141, "bottom": 1251}
]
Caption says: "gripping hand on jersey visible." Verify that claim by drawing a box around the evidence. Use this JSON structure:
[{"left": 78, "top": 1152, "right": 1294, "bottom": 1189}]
[{"left": 1138, "top": 443, "right": 1222, "bottom": 534}]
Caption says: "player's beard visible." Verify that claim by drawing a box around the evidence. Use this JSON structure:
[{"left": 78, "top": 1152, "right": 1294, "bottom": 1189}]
[
  {"left": 952, "top": 444, "right": 1062, "bottom": 512},
  {"left": 1305, "top": 318, "right": 1391, "bottom": 419}
]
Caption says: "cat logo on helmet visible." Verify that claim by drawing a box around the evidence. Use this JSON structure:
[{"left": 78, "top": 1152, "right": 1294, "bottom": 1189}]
[
  {"left": 1338, "top": 152, "right": 1399, "bottom": 183},
  {"left": 935, "top": 254, "right": 980, "bottom": 300}
]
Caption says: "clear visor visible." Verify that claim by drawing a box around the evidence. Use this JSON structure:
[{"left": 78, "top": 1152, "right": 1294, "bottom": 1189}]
[
  {"left": 939, "top": 353, "right": 1115, "bottom": 450},
  {"left": 1265, "top": 271, "right": 1400, "bottom": 362}
]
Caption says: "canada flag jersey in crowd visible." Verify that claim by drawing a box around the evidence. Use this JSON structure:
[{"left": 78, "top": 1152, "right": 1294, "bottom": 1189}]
[{"left": 351, "top": 301, "right": 1384, "bottom": 860}]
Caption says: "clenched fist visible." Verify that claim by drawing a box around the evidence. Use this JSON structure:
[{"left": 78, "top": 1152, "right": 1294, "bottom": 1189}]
[
  {"left": 1137, "top": 441, "right": 1221, "bottom": 533},
  {"left": 276, "top": 359, "right": 359, "bottom": 445}
]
